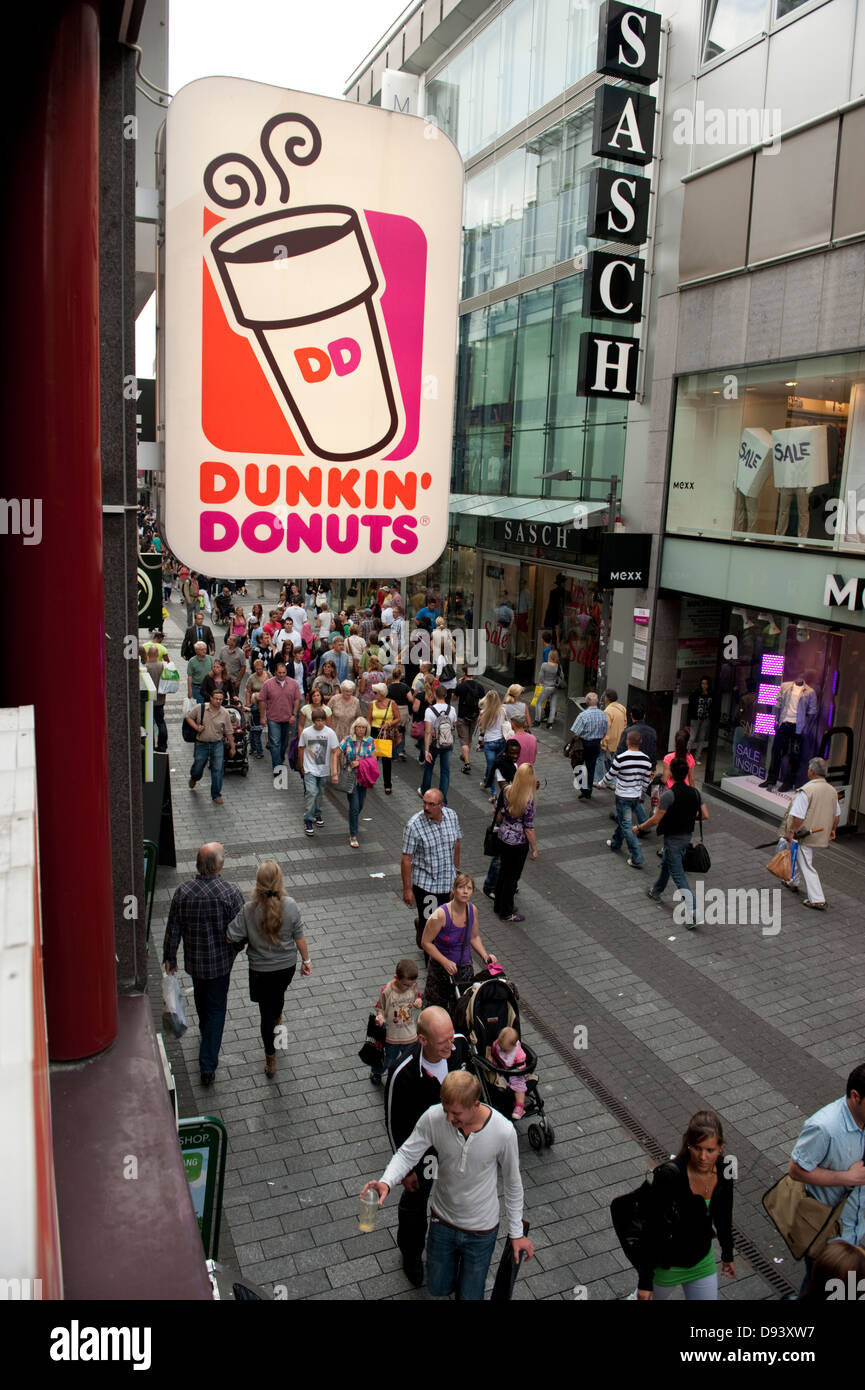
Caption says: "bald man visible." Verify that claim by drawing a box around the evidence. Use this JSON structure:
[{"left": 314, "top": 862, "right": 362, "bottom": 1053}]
[
  {"left": 163, "top": 842, "right": 244, "bottom": 1086},
  {"left": 381, "top": 1006, "right": 472, "bottom": 1288}
]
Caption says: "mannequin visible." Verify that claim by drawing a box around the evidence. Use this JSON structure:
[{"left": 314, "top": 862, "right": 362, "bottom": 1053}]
[
  {"left": 772, "top": 427, "right": 829, "bottom": 540},
  {"left": 759, "top": 668, "right": 818, "bottom": 793},
  {"left": 733, "top": 428, "right": 772, "bottom": 533}
]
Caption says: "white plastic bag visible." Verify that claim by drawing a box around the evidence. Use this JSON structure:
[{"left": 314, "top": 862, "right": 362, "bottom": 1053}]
[
  {"left": 161, "top": 970, "right": 188, "bottom": 1038},
  {"left": 159, "top": 662, "right": 180, "bottom": 695},
  {"left": 182, "top": 696, "right": 199, "bottom": 717}
]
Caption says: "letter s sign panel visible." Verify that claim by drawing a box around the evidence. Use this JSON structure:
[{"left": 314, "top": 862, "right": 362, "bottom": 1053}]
[{"left": 165, "top": 79, "right": 463, "bottom": 577}]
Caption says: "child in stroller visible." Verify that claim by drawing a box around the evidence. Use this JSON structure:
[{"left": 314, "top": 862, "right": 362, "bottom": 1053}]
[
  {"left": 223, "top": 704, "right": 250, "bottom": 777},
  {"left": 491, "top": 1026, "right": 528, "bottom": 1119},
  {"left": 453, "top": 966, "right": 554, "bottom": 1149}
]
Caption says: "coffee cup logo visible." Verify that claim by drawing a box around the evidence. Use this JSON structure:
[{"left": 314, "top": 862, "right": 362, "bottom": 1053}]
[{"left": 204, "top": 115, "right": 401, "bottom": 461}]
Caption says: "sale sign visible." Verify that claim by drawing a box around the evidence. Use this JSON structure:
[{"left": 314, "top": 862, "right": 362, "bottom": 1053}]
[{"left": 165, "top": 79, "right": 463, "bottom": 576}]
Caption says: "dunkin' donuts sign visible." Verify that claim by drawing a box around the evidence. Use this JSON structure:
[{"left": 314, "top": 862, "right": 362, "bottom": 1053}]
[{"left": 165, "top": 79, "right": 462, "bottom": 576}]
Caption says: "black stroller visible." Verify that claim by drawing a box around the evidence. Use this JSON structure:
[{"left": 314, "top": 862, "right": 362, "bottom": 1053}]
[
  {"left": 223, "top": 704, "right": 249, "bottom": 777},
  {"left": 453, "top": 967, "right": 554, "bottom": 1150}
]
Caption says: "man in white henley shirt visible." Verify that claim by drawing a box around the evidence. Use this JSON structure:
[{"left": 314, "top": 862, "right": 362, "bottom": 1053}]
[{"left": 362, "top": 1071, "right": 534, "bottom": 1299}]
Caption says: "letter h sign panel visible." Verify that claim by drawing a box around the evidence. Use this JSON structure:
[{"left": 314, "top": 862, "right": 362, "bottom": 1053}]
[{"left": 577, "top": 333, "right": 638, "bottom": 400}]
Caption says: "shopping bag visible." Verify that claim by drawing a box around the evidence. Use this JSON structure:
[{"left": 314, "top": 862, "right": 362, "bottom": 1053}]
[
  {"left": 373, "top": 738, "right": 393, "bottom": 759},
  {"left": 766, "top": 840, "right": 793, "bottom": 880},
  {"left": 182, "top": 696, "right": 199, "bottom": 717},
  {"left": 490, "top": 1219, "right": 531, "bottom": 1302},
  {"left": 529, "top": 684, "right": 543, "bottom": 708},
  {"left": 158, "top": 662, "right": 180, "bottom": 695},
  {"left": 161, "top": 971, "right": 188, "bottom": 1038},
  {"left": 336, "top": 764, "right": 357, "bottom": 794}
]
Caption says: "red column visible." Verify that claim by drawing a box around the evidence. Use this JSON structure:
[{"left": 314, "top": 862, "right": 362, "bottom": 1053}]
[{"left": 3, "top": 1, "right": 117, "bottom": 1058}]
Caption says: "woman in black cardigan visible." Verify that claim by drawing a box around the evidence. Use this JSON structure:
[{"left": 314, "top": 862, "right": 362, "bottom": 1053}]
[{"left": 637, "top": 1110, "right": 736, "bottom": 1300}]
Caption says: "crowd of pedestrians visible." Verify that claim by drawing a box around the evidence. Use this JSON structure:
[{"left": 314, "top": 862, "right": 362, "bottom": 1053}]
[{"left": 153, "top": 566, "right": 858, "bottom": 1305}]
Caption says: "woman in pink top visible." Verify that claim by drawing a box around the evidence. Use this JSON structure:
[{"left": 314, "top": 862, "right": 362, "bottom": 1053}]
[{"left": 663, "top": 729, "right": 695, "bottom": 788}]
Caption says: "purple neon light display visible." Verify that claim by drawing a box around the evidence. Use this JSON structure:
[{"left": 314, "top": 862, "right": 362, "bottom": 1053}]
[
  {"left": 754, "top": 712, "right": 777, "bottom": 736},
  {"left": 757, "top": 683, "right": 780, "bottom": 707},
  {"left": 760, "top": 653, "right": 785, "bottom": 677}
]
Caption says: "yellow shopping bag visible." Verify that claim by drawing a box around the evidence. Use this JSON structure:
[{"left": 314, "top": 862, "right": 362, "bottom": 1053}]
[
  {"left": 374, "top": 738, "right": 393, "bottom": 758},
  {"left": 529, "top": 684, "right": 544, "bottom": 708}
]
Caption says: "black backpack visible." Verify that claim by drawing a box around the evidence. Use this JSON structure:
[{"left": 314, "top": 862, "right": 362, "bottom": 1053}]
[
  {"left": 610, "top": 1161, "right": 678, "bottom": 1270},
  {"left": 181, "top": 704, "right": 206, "bottom": 743}
]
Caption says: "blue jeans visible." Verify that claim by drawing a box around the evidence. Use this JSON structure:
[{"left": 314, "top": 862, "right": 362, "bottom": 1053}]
[
  {"left": 191, "top": 684, "right": 202, "bottom": 704},
  {"left": 190, "top": 740, "right": 225, "bottom": 799},
  {"left": 371, "top": 1040, "right": 413, "bottom": 1079},
  {"left": 483, "top": 856, "right": 501, "bottom": 895},
  {"left": 268, "top": 719, "right": 292, "bottom": 771},
  {"left": 249, "top": 706, "right": 263, "bottom": 756},
  {"left": 303, "top": 771, "right": 327, "bottom": 821},
  {"left": 653, "top": 841, "right": 698, "bottom": 923},
  {"left": 482, "top": 739, "right": 505, "bottom": 789},
  {"left": 610, "top": 795, "right": 646, "bottom": 863},
  {"left": 426, "top": 1218, "right": 499, "bottom": 1300},
  {"left": 421, "top": 746, "right": 452, "bottom": 803},
  {"left": 347, "top": 783, "right": 367, "bottom": 836},
  {"left": 191, "top": 971, "right": 232, "bottom": 1074}
]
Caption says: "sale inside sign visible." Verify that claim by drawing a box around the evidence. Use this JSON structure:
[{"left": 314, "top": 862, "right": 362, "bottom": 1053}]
[{"left": 165, "top": 79, "right": 463, "bottom": 577}]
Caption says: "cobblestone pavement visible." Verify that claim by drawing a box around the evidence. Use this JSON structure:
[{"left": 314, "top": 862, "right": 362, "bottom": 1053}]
[{"left": 149, "top": 585, "right": 865, "bottom": 1301}]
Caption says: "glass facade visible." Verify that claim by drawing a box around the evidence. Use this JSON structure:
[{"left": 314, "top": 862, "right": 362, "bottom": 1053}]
[
  {"left": 461, "top": 105, "right": 619, "bottom": 300},
  {"left": 424, "top": 0, "right": 626, "bottom": 159},
  {"left": 453, "top": 275, "right": 630, "bottom": 502},
  {"left": 702, "top": 0, "right": 818, "bottom": 64},
  {"left": 667, "top": 353, "right": 865, "bottom": 552}
]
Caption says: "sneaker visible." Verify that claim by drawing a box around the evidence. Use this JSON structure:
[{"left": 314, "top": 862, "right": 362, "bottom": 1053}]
[
  {"left": 189, "top": 777, "right": 197, "bottom": 789},
  {"left": 626, "top": 858, "right": 643, "bottom": 869},
  {"left": 315, "top": 813, "right": 324, "bottom": 826},
  {"left": 802, "top": 899, "right": 827, "bottom": 910},
  {"left": 462, "top": 763, "right": 472, "bottom": 774},
  {"left": 783, "top": 879, "right": 798, "bottom": 893},
  {"left": 417, "top": 787, "right": 423, "bottom": 796},
  {"left": 647, "top": 888, "right": 662, "bottom": 901},
  {"left": 398, "top": 754, "right": 407, "bottom": 762},
  {"left": 304, "top": 822, "right": 314, "bottom": 835},
  {"left": 605, "top": 839, "right": 620, "bottom": 852},
  {"left": 512, "top": 1104, "right": 525, "bottom": 1120},
  {"left": 349, "top": 836, "right": 359, "bottom": 848},
  {"left": 482, "top": 888, "right": 495, "bottom": 900},
  {"left": 370, "top": 1072, "right": 382, "bottom": 1086}
]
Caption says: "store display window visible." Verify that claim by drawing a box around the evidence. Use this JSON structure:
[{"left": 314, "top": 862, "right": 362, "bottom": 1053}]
[{"left": 668, "top": 352, "right": 865, "bottom": 551}]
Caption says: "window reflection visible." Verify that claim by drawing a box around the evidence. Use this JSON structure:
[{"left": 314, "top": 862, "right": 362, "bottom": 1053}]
[{"left": 702, "top": 0, "right": 767, "bottom": 63}]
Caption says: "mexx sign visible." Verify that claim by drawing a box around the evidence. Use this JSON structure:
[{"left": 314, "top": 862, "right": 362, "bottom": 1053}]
[{"left": 578, "top": 2, "right": 660, "bottom": 401}]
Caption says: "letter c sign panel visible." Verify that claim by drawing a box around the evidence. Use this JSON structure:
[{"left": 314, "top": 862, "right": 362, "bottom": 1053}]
[{"left": 165, "top": 79, "right": 463, "bottom": 576}]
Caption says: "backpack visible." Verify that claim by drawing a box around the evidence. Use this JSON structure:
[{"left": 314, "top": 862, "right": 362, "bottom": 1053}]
[
  {"left": 433, "top": 707, "right": 454, "bottom": 749},
  {"left": 181, "top": 704, "right": 205, "bottom": 743},
  {"left": 610, "top": 1162, "right": 678, "bottom": 1271}
]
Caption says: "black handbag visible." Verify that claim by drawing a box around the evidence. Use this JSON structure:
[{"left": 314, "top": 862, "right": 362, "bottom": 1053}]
[
  {"left": 358, "top": 1013, "right": 387, "bottom": 1067},
  {"left": 683, "top": 815, "right": 711, "bottom": 873},
  {"left": 483, "top": 791, "right": 505, "bottom": 856}
]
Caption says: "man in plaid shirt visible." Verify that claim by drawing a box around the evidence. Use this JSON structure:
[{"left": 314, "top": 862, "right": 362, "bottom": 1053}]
[
  {"left": 163, "top": 842, "right": 245, "bottom": 1086},
  {"left": 401, "top": 792, "right": 462, "bottom": 949},
  {"left": 569, "top": 692, "right": 609, "bottom": 801}
]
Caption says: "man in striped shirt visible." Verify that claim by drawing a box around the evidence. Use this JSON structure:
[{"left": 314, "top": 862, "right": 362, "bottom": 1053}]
[
  {"left": 570, "top": 692, "right": 609, "bottom": 800},
  {"left": 599, "top": 730, "right": 654, "bottom": 867}
]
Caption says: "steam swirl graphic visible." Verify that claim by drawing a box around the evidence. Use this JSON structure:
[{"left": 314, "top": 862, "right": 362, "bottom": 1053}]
[{"left": 204, "top": 113, "right": 323, "bottom": 209}]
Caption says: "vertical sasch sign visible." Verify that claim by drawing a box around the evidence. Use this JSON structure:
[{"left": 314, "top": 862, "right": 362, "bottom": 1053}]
[{"left": 165, "top": 79, "right": 463, "bottom": 577}]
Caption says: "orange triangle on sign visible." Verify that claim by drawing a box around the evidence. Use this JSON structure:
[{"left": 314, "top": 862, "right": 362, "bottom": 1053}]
[{"left": 203, "top": 208, "right": 225, "bottom": 234}]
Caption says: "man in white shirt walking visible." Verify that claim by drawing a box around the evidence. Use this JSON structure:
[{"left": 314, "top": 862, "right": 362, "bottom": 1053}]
[{"left": 362, "top": 1071, "right": 534, "bottom": 1300}]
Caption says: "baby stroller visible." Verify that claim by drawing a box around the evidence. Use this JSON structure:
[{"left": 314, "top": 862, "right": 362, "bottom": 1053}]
[
  {"left": 453, "top": 966, "right": 554, "bottom": 1150},
  {"left": 223, "top": 704, "right": 249, "bottom": 777}
]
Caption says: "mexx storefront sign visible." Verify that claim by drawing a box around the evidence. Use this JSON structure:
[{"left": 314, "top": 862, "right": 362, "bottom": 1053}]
[{"left": 577, "top": 2, "right": 661, "bottom": 402}]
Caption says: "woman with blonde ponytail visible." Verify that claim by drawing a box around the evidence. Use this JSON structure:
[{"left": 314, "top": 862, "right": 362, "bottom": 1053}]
[{"left": 227, "top": 861, "right": 311, "bottom": 1077}]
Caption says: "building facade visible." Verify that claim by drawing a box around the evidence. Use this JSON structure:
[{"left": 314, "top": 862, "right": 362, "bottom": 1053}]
[
  {"left": 345, "top": 0, "right": 661, "bottom": 704},
  {"left": 637, "top": 0, "right": 865, "bottom": 828}
]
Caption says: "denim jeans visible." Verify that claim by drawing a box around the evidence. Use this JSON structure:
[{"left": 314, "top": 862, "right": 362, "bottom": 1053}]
[
  {"left": 190, "top": 740, "right": 225, "bottom": 799},
  {"left": 421, "top": 746, "right": 452, "bottom": 803},
  {"left": 483, "top": 856, "right": 501, "bottom": 895},
  {"left": 371, "top": 1039, "right": 413, "bottom": 1079},
  {"left": 610, "top": 795, "right": 646, "bottom": 863},
  {"left": 191, "top": 684, "right": 202, "bottom": 705},
  {"left": 347, "top": 783, "right": 367, "bottom": 836},
  {"left": 426, "top": 1217, "right": 499, "bottom": 1300},
  {"left": 191, "top": 971, "right": 232, "bottom": 1074},
  {"left": 303, "top": 771, "right": 327, "bottom": 821},
  {"left": 248, "top": 706, "right": 263, "bottom": 756},
  {"left": 153, "top": 703, "right": 168, "bottom": 752},
  {"left": 482, "top": 739, "right": 505, "bottom": 789},
  {"left": 268, "top": 718, "right": 292, "bottom": 771},
  {"left": 653, "top": 841, "right": 698, "bottom": 923}
]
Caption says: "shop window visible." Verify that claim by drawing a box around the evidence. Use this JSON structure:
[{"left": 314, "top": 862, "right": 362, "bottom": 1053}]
[{"left": 667, "top": 353, "right": 865, "bottom": 552}]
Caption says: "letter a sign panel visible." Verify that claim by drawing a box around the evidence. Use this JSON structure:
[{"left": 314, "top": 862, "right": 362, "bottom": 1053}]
[{"left": 165, "top": 79, "right": 463, "bottom": 577}]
